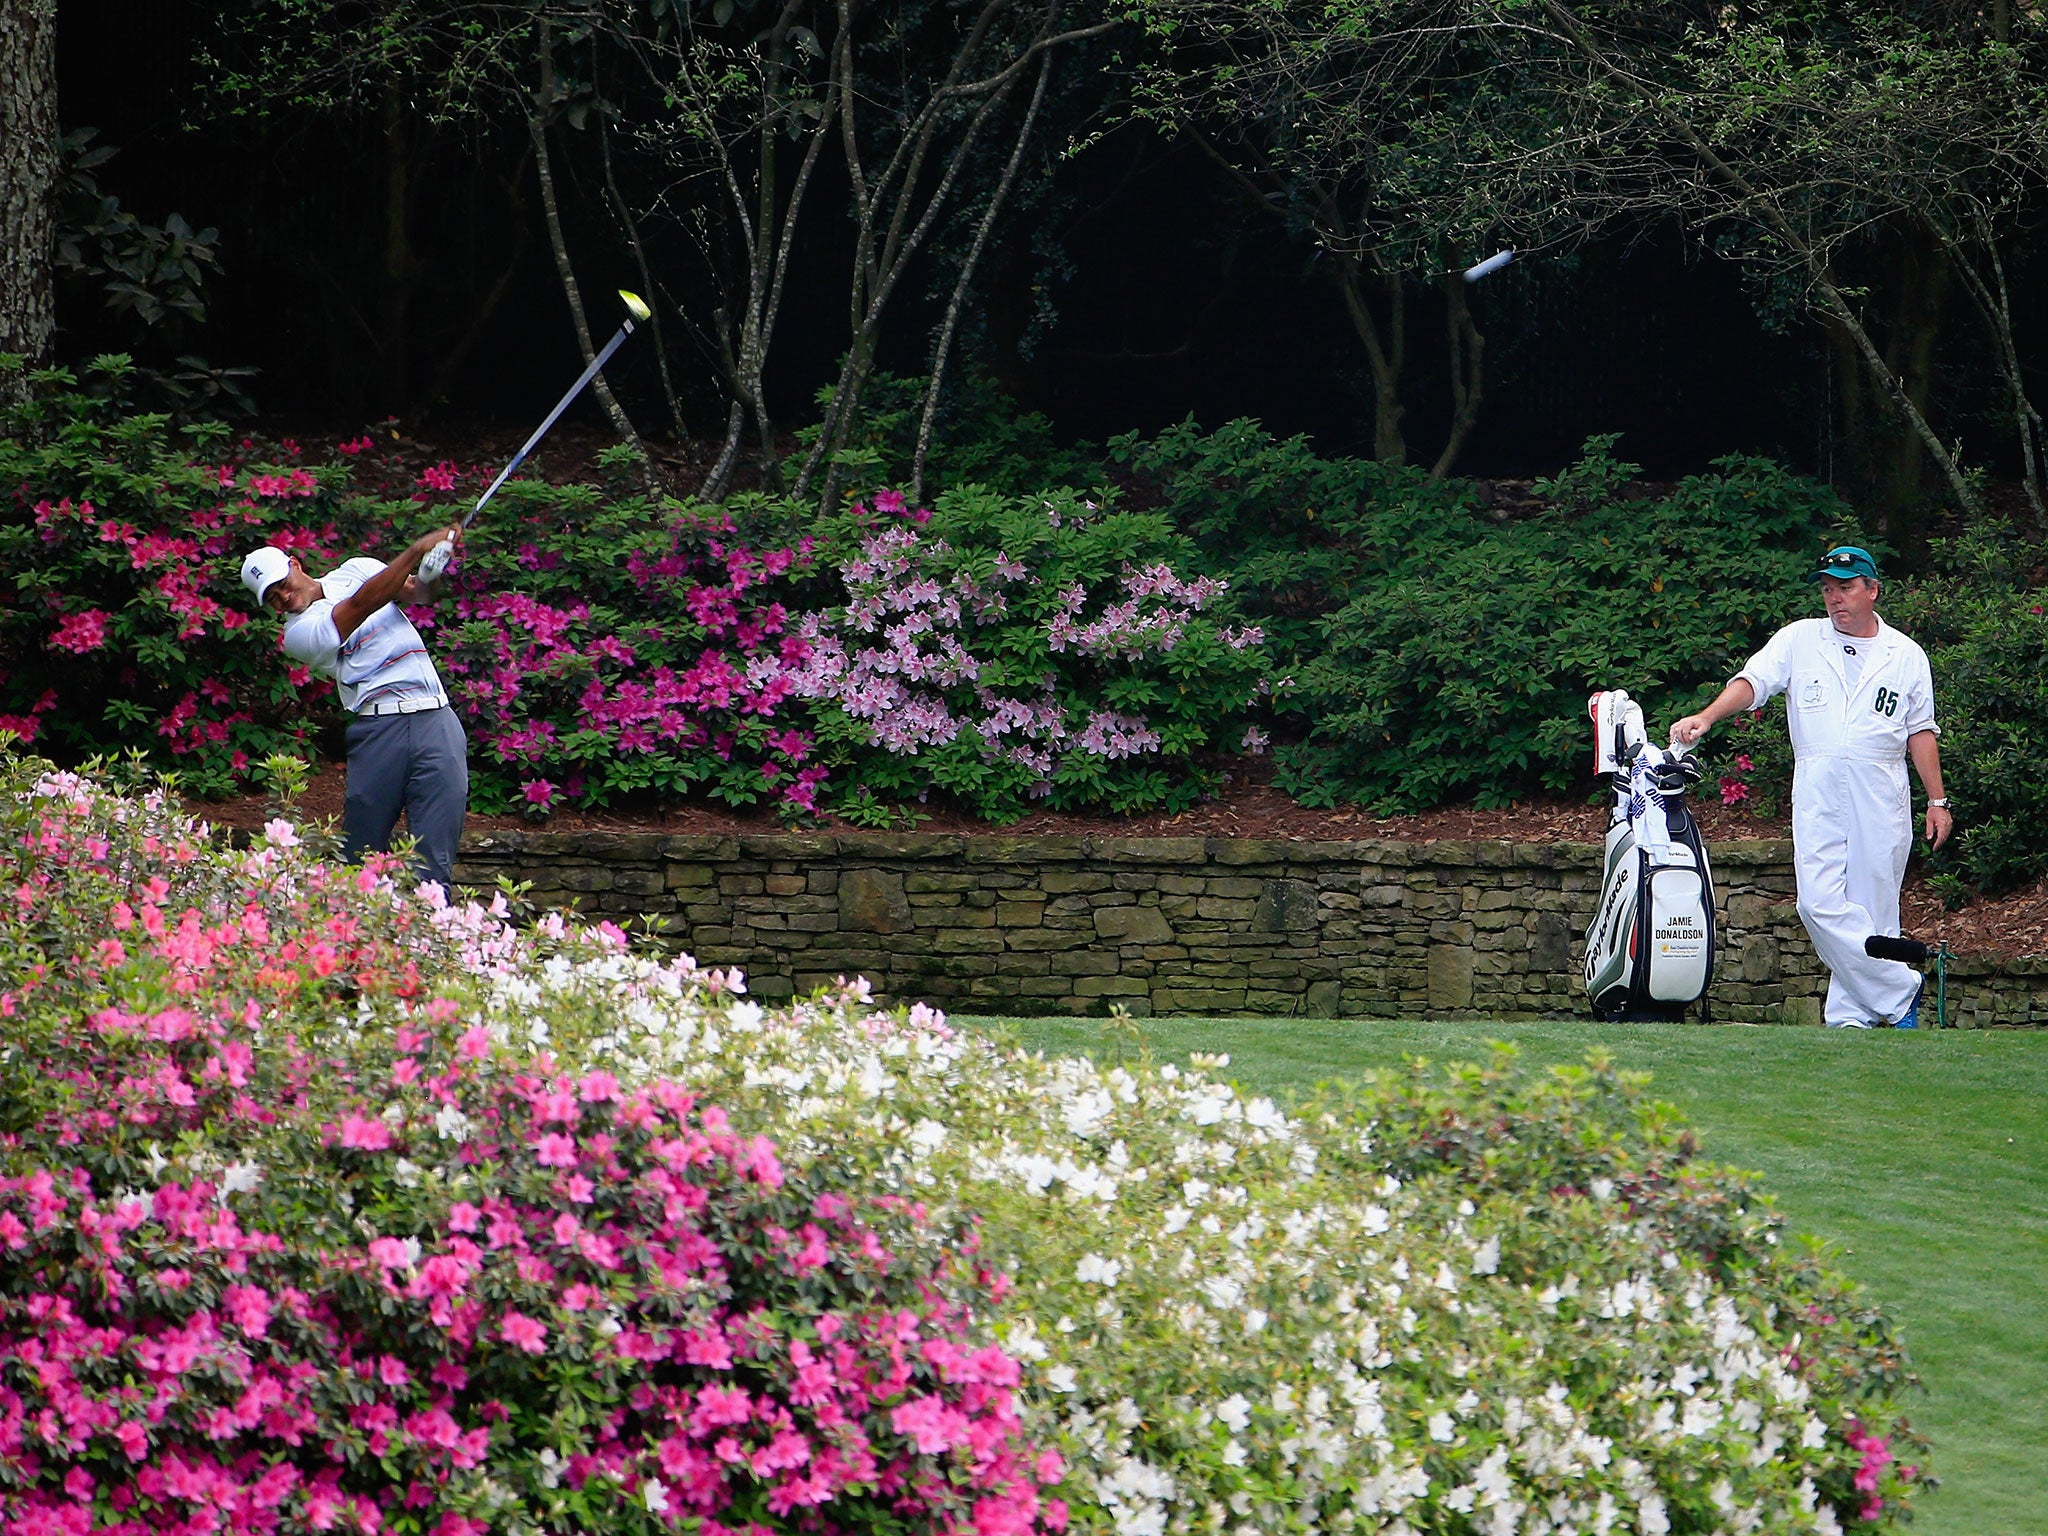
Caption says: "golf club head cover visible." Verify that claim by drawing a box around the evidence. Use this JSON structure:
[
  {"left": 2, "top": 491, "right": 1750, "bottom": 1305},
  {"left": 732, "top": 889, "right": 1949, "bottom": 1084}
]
[
  {"left": 418, "top": 538, "right": 455, "bottom": 583},
  {"left": 1864, "top": 933, "right": 1931, "bottom": 964}
]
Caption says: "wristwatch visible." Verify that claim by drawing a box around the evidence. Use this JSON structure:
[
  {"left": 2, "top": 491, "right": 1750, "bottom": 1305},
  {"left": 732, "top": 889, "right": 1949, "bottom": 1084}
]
[{"left": 1927, "top": 798, "right": 1951, "bottom": 809}]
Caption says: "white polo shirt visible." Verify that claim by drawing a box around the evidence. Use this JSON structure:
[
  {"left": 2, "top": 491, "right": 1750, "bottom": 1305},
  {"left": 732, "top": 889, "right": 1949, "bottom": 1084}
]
[
  {"left": 282, "top": 557, "right": 447, "bottom": 714},
  {"left": 1735, "top": 615, "right": 1936, "bottom": 764}
]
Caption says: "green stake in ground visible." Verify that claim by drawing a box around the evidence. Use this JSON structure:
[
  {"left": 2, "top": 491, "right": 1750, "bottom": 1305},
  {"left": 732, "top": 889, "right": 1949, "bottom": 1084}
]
[{"left": 419, "top": 290, "right": 652, "bottom": 582}]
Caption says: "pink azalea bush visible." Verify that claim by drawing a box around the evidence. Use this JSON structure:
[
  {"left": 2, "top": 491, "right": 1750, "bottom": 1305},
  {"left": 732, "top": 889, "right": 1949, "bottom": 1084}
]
[
  {"left": 788, "top": 486, "right": 1274, "bottom": 822},
  {"left": 419, "top": 480, "right": 1275, "bottom": 823},
  {"left": 0, "top": 754, "right": 1062, "bottom": 1536},
  {"left": 426, "top": 495, "right": 829, "bottom": 816},
  {"left": 3, "top": 363, "right": 1271, "bottom": 824},
  {"left": 0, "top": 358, "right": 389, "bottom": 791}
]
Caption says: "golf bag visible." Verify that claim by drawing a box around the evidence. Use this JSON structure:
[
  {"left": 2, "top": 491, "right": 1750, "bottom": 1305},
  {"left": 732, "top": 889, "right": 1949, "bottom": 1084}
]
[{"left": 1583, "top": 690, "right": 1718, "bottom": 1021}]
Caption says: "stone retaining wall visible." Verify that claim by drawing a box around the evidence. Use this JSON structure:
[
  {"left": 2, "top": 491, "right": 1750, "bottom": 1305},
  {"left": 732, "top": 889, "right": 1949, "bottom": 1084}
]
[{"left": 451, "top": 830, "right": 2048, "bottom": 1026}]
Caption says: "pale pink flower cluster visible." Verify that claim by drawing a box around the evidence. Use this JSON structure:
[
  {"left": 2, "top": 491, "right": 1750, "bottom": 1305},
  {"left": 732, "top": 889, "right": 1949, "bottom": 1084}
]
[
  {"left": 1074, "top": 710, "right": 1160, "bottom": 759},
  {"left": 790, "top": 528, "right": 1196, "bottom": 794},
  {"left": 1046, "top": 564, "right": 1225, "bottom": 661},
  {"left": 794, "top": 526, "right": 1250, "bottom": 790}
]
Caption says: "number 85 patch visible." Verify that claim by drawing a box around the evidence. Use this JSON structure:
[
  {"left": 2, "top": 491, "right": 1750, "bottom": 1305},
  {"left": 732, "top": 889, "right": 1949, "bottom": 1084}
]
[{"left": 1873, "top": 687, "right": 1901, "bottom": 717}]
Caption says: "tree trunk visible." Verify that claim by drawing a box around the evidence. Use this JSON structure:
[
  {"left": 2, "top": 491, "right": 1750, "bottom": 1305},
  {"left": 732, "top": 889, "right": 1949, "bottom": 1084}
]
[
  {"left": 699, "top": 399, "right": 747, "bottom": 502},
  {"left": 1330, "top": 254, "right": 1405, "bottom": 466},
  {"left": 1430, "top": 263, "right": 1485, "bottom": 480},
  {"left": 1873, "top": 225, "right": 1949, "bottom": 550},
  {"left": 692, "top": 0, "right": 833, "bottom": 501},
  {"left": 912, "top": 48, "right": 1051, "bottom": 505},
  {"left": 529, "top": 17, "right": 645, "bottom": 462},
  {"left": 797, "top": 4, "right": 1117, "bottom": 507},
  {"left": 0, "top": 0, "right": 59, "bottom": 381},
  {"left": 377, "top": 80, "right": 416, "bottom": 414}
]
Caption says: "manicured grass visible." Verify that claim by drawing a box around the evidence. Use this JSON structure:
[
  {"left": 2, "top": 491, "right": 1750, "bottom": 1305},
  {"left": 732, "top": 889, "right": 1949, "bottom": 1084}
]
[{"left": 989, "top": 1018, "right": 2048, "bottom": 1536}]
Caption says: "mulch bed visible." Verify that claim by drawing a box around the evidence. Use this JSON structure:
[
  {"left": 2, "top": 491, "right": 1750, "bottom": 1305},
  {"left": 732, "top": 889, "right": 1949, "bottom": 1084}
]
[{"left": 187, "top": 759, "right": 2048, "bottom": 958}]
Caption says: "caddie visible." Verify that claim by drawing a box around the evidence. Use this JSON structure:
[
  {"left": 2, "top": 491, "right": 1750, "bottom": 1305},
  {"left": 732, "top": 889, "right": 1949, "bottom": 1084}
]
[
  {"left": 240, "top": 527, "right": 468, "bottom": 891},
  {"left": 1671, "top": 546, "right": 1951, "bottom": 1028}
]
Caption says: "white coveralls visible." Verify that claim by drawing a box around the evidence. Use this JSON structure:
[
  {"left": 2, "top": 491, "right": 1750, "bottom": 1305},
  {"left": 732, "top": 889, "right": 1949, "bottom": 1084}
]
[{"left": 1737, "top": 616, "right": 1937, "bottom": 1027}]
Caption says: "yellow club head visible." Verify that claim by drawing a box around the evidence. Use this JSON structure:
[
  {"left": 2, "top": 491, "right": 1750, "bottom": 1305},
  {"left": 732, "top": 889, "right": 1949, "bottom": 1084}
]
[{"left": 619, "top": 289, "right": 652, "bottom": 323}]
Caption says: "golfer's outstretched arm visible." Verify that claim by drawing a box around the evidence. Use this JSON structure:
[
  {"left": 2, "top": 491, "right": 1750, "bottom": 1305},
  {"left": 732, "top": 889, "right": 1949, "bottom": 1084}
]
[
  {"left": 401, "top": 567, "right": 455, "bottom": 606},
  {"left": 333, "top": 527, "right": 460, "bottom": 640},
  {"left": 1670, "top": 678, "right": 1757, "bottom": 747}
]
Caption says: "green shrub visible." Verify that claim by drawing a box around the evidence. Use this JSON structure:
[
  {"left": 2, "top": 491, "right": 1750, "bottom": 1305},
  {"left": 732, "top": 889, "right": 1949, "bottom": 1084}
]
[
  {"left": 799, "top": 370, "right": 1103, "bottom": 500},
  {"left": 0, "top": 366, "right": 1272, "bottom": 823},
  {"left": 1104, "top": 416, "right": 1458, "bottom": 667},
  {"left": 1885, "top": 524, "right": 2048, "bottom": 896},
  {"left": 1274, "top": 437, "right": 1852, "bottom": 810}
]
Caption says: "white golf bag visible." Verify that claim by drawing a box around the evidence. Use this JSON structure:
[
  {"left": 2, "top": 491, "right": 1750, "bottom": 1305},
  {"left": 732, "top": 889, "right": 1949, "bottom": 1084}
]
[{"left": 1583, "top": 690, "right": 1717, "bottom": 1021}]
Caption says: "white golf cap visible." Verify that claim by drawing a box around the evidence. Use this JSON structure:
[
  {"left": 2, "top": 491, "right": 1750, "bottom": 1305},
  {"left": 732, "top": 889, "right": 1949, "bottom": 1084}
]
[{"left": 241, "top": 546, "right": 292, "bottom": 606}]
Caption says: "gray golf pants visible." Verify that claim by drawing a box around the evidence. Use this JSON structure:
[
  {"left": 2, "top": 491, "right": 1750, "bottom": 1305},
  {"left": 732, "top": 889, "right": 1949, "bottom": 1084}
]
[{"left": 342, "top": 707, "right": 469, "bottom": 892}]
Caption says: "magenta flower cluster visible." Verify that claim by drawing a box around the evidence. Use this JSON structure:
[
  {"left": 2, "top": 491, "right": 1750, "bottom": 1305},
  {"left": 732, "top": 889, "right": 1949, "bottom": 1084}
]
[
  {"left": 0, "top": 1055, "right": 1064, "bottom": 1536},
  {"left": 1844, "top": 1422, "right": 1901, "bottom": 1525},
  {"left": 429, "top": 506, "right": 830, "bottom": 812}
]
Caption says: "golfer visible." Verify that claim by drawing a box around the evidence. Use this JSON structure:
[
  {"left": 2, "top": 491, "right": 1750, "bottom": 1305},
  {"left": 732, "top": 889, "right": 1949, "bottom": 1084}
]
[
  {"left": 1671, "top": 546, "right": 1952, "bottom": 1028},
  {"left": 240, "top": 527, "right": 468, "bottom": 891}
]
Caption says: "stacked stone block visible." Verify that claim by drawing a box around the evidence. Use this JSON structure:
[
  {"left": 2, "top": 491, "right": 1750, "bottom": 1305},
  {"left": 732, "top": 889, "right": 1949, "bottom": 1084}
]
[{"left": 447, "top": 830, "right": 2048, "bottom": 1026}]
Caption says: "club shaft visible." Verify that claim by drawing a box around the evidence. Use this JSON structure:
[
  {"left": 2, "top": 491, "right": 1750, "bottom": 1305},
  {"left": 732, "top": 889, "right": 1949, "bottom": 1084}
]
[{"left": 463, "top": 318, "right": 637, "bottom": 528}]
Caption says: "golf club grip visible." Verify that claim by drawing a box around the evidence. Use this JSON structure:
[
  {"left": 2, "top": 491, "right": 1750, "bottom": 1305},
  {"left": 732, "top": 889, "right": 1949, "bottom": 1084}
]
[
  {"left": 463, "top": 318, "right": 638, "bottom": 528},
  {"left": 1864, "top": 934, "right": 1931, "bottom": 964}
]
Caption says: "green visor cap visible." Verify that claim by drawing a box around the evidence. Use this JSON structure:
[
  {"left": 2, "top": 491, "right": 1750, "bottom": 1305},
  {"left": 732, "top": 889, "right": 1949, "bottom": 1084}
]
[{"left": 1807, "top": 546, "right": 1879, "bottom": 582}]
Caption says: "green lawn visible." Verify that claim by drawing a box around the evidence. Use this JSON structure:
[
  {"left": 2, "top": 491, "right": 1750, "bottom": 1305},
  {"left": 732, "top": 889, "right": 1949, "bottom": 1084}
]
[{"left": 992, "top": 1018, "right": 2048, "bottom": 1536}]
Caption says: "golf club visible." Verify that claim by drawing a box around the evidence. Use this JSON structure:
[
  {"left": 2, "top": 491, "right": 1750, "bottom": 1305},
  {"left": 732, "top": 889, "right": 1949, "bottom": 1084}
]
[{"left": 419, "top": 289, "right": 653, "bottom": 583}]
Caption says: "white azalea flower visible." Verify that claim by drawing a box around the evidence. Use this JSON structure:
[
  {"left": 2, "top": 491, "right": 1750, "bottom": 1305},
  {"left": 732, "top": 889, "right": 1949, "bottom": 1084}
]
[
  {"left": 1076, "top": 1253, "right": 1124, "bottom": 1287},
  {"left": 221, "top": 1160, "right": 263, "bottom": 1197},
  {"left": 1201, "top": 1275, "right": 1244, "bottom": 1310}
]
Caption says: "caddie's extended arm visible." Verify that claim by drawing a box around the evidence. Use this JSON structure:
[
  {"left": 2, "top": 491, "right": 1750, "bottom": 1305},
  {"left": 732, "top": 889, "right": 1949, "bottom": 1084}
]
[
  {"left": 1669, "top": 678, "right": 1757, "bottom": 748},
  {"left": 332, "top": 526, "right": 461, "bottom": 640},
  {"left": 1908, "top": 729, "right": 1954, "bottom": 850}
]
